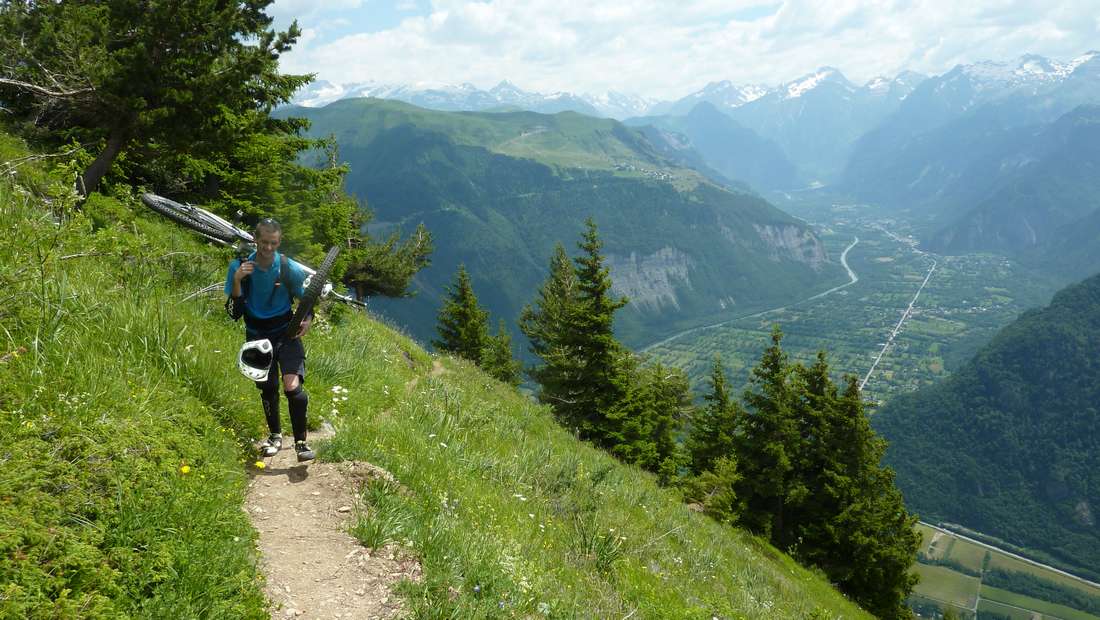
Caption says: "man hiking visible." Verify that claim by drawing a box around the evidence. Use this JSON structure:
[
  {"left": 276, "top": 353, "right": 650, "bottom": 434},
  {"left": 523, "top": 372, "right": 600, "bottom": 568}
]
[{"left": 225, "top": 218, "right": 316, "bottom": 462}]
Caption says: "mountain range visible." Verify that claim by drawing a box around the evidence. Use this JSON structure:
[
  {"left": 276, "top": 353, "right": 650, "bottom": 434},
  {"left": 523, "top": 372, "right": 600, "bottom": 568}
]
[
  {"left": 840, "top": 52, "right": 1100, "bottom": 280},
  {"left": 292, "top": 79, "right": 655, "bottom": 119},
  {"left": 280, "top": 99, "right": 845, "bottom": 348}
]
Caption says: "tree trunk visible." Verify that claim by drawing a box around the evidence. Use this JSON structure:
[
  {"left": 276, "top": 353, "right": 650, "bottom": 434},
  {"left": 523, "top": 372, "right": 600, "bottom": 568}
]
[{"left": 79, "top": 126, "right": 129, "bottom": 197}]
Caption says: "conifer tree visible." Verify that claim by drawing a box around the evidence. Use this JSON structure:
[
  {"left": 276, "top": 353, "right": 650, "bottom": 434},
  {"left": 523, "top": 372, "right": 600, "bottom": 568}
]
[
  {"left": 520, "top": 243, "right": 580, "bottom": 414},
  {"left": 736, "top": 325, "right": 800, "bottom": 541},
  {"left": 482, "top": 319, "right": 522, "bottom": 386},
  {"left": 749, "top": 346, "right": 919, "bottom": 618},
  {"left": 609, "top": 360, "right": 691, "bottom": 481},
  {"left": 522, "top": 222, "right": 629, "bottom": 446},
  {"left": 433, "top": 265, "right": 489, "bottom": 364},
  {"left": 809, "top": 376, "right": 919, "bottom": 619},
  {"left": 0, "top": 0, "right": 308, "bottom": 196},
  {"left": 680, "top": 356, "right": 743, "bottom": 523},
  {"left": 567, "top": 218, "right": 629, "bottom": 445},
  {"left": 687, "top": 354, "right": 743, "bottom": 474},
  {"left": 680, "top": 456, "right": 741, "bottom": 524}
]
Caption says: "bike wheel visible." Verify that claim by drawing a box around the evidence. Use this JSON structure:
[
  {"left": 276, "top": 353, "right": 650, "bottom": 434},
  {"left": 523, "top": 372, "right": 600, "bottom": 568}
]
[
  {"left": 141, "top": 193, "right": 239, "bottom": 244},
  {"left": 286, "top": 245, "right": 340, "bottom": 339}
]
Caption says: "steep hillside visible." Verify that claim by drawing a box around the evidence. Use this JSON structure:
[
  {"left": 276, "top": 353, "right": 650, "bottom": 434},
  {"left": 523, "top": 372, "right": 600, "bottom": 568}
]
[
  {"left": 930, "top": 105, "right": 1100, "bottom": 261},
  {"left": 873, "top": 272, "right": 1100, "bottom": 578},
  {"left": 0, "top": 138, "right": 873, "bottom": 618},
  {"left": 285, "top": 99, "right": 843, "bottom": 348}
]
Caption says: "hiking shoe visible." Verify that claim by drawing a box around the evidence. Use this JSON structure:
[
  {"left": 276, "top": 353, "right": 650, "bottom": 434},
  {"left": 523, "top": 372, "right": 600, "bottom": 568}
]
[
  {"left": 295, "top": 440, "right": 315, "bottom": 463},
  {"left": 259, "top": 433, "right": 282, "bottom": 457}
]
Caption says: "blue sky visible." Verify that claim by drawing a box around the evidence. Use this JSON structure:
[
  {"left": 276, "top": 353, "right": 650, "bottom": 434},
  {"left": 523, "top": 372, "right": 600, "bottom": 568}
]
[{"left": 268, "top": 0, "right": 1100, "bottom": 100}]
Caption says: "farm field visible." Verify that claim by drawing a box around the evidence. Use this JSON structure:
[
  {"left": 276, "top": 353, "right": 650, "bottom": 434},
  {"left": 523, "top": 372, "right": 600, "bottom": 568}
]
[
  {"left": 644, "top": 209, "right": 1057, "bottom": 404},
  {"left": 912, "top": 524, "right": 1100, "bottom": 619},
  {"left": 912, "top": 564, "right": 980, "bottom": 609},
  {"left": 978, "top": 598, "right": 1044, "bottom": 620},
  {"left": 981, "top": 585, "right": 1098, "bottom": 620}
]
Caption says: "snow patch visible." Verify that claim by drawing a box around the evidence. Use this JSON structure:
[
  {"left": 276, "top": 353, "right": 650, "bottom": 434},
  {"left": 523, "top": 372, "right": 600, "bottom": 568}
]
[{"left": 784, "top": 68, "right": 848, "bottom": 99}]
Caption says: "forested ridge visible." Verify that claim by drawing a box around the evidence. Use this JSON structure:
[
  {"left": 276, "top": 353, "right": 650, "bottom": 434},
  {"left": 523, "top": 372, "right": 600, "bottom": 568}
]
[{"left": 875, "top": 272, "right": 1100, "bottom": 578}]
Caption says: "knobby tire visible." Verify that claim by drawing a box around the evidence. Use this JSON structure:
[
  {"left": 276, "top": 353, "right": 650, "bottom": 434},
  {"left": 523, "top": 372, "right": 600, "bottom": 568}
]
[
  {"left": 286, "top": 245, "right": 340, "bottom": 339},
  {"left": 141, "top": 193, "right": 238, "bottom": 244}
]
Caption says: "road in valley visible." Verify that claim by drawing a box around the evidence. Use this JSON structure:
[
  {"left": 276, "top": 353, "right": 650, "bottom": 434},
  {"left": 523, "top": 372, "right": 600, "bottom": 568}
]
[
  {"left": 639, "top": 235, "right": 860, "bottom": 353},
  {"left": 859, "top": 255, "right": 937, "bottom": 390}
]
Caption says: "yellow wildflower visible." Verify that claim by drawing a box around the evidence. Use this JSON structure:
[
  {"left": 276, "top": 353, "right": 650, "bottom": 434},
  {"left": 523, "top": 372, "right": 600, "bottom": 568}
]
[{"left": 180, "top": 464, "right": 191, "bottom": 475}]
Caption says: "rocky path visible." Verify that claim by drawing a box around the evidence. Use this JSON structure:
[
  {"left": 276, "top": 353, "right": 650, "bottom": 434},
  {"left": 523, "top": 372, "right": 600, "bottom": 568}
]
[{"left": 245, "top": 428, "right": 420, "bottom": 619}]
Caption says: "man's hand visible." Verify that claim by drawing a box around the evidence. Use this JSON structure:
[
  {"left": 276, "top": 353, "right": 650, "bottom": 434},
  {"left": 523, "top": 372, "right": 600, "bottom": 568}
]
[
  {"left": 231, "top": 260, "right": 254, "bottom": 298},
  {"left": 295, "top": 314, "right": 312, "bottom": 339},
  {"left": 234, "top": 260, "right": 255, "bottom": 283}
]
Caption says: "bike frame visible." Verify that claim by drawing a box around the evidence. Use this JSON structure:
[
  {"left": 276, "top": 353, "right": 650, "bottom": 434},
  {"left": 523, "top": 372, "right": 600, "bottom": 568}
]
[{"left": 141, "top": 193, "right": 367, "bottom": 308}]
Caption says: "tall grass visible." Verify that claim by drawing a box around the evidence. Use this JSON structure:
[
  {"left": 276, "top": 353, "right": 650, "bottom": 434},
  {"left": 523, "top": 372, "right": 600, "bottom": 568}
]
[{"left": 0, "top": 167, "right": 269, "bottom": 618}]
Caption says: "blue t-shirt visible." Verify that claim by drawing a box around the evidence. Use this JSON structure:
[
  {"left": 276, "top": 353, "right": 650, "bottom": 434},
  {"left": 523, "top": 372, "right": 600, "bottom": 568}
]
[{"left": 224, "top": 251, "right": 308, "bottom": 319}]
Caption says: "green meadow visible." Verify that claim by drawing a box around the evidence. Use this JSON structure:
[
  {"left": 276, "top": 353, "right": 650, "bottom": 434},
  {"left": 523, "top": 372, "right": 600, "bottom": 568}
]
[{"left": 0, "top": 135, "right": 871, "bottom": 618}]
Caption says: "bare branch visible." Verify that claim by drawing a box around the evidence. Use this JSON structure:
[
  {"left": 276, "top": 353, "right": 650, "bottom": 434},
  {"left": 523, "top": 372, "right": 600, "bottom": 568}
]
[
  {"left": 0, "top": 145, "right": 85, "bottom": 176},
  {"left": 182, "top": 282, "right": 223, "bottom": 302},
  {"left": 0, "top": 76, "right": 94, "bottom": 99},
  {"left": 60, "top": 252, "right": 107, "bottom": 260}
]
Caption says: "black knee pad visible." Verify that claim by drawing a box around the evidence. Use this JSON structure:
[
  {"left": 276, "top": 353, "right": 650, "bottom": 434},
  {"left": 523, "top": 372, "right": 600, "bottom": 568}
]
[
  {"left": 284, "top": 384, "right": 307, "bottom": 406},
  {"left": 285, "top": 384, "right": 309, "bottom": 442}
]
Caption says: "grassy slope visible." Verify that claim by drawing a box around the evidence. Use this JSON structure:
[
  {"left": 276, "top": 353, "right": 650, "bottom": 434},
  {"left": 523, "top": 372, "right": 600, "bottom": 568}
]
[{"left": 0, "top": 137, "right": 871, "bottom": 618}]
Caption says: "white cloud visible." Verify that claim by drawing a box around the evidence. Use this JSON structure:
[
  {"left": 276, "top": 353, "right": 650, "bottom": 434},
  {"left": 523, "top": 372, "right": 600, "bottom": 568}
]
[{"left": 276, "top": 0, "right": 1100, "bottom": 99}]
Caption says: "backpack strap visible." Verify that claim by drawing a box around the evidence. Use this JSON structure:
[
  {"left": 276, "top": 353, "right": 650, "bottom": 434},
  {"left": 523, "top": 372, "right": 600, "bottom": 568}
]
[{"left": 266, "top": 253, "right": 293, "bottom": 306}]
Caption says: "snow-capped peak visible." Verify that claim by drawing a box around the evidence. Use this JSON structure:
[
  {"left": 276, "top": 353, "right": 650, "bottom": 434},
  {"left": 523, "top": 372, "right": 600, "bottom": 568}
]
[
  {"left": 957, "top": 54, "right": 1078, "bottom": 90},
  {"left": 1067, "top": 50, "right": 1100, "bottom": 74},
  {"left": 490, "top": 80, "right": 524, "bottom": 96},
  {"left": 690, "top": 80, "right": 770, "bottom": 107},
  {"left": 865, "top": 76, "right": 891, "bottom": 93},
  {"left": 863, "top": 71, "right": 927, "bottom": 99},
  {"left": 783, "top": 67, "right": 851, "bottom": 99}
]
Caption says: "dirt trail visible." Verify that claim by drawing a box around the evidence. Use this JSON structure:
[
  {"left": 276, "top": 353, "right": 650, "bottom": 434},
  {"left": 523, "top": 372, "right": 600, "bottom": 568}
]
[
  {"left": 245, "top": 358, "right": 444, "bottom": 618},
  {"left": 245, "top": 426, "right": 420, "bottom": 619}
]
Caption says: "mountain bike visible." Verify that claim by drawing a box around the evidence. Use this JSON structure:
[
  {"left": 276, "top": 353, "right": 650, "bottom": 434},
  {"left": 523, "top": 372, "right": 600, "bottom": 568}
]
[{"left": 140, "top": 192, "right": 364, "bottom": 340}]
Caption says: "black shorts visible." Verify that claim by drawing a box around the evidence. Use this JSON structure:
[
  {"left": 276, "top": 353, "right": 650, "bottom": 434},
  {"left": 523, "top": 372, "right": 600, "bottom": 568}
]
[{"left": 250, "top": 333, "right": 306, "bottom": 389}]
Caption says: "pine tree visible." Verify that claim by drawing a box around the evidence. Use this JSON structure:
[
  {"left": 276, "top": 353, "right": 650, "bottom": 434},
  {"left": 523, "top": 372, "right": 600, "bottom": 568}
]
[
  {"left": 433, "top": 265, "right": 489, "bottom": 364},
  {"left": 687, "top": 354, "right": 744, "bottom": 474},
  {"left": 681, "top": 456, "right": 741, "bottom": 525},
  {"left": 813, "top": 376, "right": 920, "bottom": 619},
  {"left": 609, "top": 360, "right": 691, "bottom": 481},
  {"left": 736, "top": 325, "right": 800, "bottom": 541},
  {"left": 784, "top": 350, "right": 839, "bottom": 554},
  {"left": 0, "top": 0, "right": 308, "bottom": 195},
  {"left": 482, "top": 319, "right": 522, "bottom": 386},
  {"left": 521, "top": 221, "right": 629, "bottom": 447},
  {"left": 520, "top": 243, "right": 581, "bottom": 417},
  {"left": 567, "top": 218, "right": 629, "bottom": 445},
  {"left": 723, "top": 332, "right": 919, "bottom": 617}
]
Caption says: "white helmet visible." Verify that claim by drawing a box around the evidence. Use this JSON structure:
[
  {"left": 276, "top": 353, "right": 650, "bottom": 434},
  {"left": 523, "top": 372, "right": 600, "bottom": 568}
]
[{"left": 238, "top": 339, "right": 274, "bottom": 381}]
